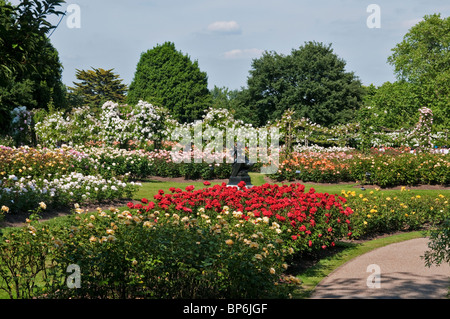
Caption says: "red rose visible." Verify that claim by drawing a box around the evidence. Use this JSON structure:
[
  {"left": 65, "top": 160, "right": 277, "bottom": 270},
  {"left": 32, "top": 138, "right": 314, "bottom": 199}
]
[
  {"left": 127, "top": 202, "right": 134, "bottom": 209},
  {"left": 141, "top": 198, "right": 148, "bottom": 204},
  {"left": 203, "top": 181, "right": 211, "bottom": 186},
  {"left": 238, "top": 181, "right": 246, "bottom": 188},
  {"left": 308, "top": 240, "right": 312, "bottom": 247}
]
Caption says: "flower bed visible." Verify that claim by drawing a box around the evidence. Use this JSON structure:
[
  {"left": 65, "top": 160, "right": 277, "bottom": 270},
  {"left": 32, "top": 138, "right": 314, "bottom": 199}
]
[
  {"left": 270, "top": 147, "right": 450, "bottom": 187},
  {"left": 344, "top": 188, "right": 449, "bottom": 238},
  {"left": 0, "top": 182, "right": 352, "bottom": 299},
  {"left": 135, "top": 182, "right": 353, "bottom": 252},
  {"left": 0, "top": 145, "right": 141, "bottom": 212},
  {"left": 0, "top": 181, "right": 448, "bottom": 299},
  {"left": 0, "top": 172, "right": 141, "bottom": 213}
]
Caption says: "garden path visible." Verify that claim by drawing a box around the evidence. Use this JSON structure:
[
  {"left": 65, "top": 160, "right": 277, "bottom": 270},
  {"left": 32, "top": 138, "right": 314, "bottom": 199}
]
[{"left": 310, "top": 237, "right": 450, "bottom": 299}]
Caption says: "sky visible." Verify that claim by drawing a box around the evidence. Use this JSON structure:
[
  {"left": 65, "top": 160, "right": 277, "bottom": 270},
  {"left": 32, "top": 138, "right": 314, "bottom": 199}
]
[{"left": 18, "top": 0, "right": 450, "bottom": 90}]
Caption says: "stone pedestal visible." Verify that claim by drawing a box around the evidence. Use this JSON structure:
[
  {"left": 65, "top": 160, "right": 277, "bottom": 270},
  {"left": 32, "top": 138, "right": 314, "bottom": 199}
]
[{"left": 227, "top": 175, "right": 253, "bottom": 188}]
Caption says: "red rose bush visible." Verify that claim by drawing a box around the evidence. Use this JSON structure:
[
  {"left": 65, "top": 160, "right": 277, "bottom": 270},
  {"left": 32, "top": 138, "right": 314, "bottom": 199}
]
[{"left": 131, "top": 181, "right": 353, "bottom": 254}]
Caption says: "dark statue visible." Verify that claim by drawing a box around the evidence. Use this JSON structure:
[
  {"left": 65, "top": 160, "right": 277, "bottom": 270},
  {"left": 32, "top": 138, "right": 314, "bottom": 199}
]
[{"left": 227, "top": 144, "right": 253, "bottom": 188}]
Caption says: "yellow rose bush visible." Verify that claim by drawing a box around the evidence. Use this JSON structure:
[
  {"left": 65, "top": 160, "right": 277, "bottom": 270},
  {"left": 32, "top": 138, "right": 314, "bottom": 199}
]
[{"left": 343, "top": 189, "right": 449, "bottom": 238}]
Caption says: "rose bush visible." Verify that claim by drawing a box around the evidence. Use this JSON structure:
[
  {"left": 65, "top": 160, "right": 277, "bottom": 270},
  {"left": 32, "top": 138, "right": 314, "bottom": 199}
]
[
  {"left": 343, "top": 188, "right": 449, "bottom": 238},
  {"left": 0, "top": 172, "right": 141, "bottom": 213},
  {"left": 271, "top": 147, "right": 450, "bottom": 187}
]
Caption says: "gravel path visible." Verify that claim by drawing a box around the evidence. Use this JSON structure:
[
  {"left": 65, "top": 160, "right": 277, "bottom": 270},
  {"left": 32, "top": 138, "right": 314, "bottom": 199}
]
[{"left": 310, "top": 237, "right": 450, "bottom": 299}]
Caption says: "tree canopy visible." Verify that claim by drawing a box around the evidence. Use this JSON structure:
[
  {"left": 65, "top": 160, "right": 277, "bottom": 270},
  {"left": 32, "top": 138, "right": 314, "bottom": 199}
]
[
  {"left": 127, "top": 42, "right": 211, "bottom": 123},
  {"left": 364, "top": 14, "right": 450, "bottom": 132},
  {"left": 68, "top": 67, "right": 128, "bottom": 109},
  {"left": 243, "top": 41, "right": 365, "bottom": 127},
  {"left": 387, "top": 13, "right": 450, "bottom": 129},
  {"left": 0, "top": 0, "right": 66, "bottom": 133}
]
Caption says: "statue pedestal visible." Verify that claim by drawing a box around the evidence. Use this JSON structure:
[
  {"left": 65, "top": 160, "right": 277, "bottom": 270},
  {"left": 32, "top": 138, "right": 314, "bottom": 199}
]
[{"left": 227, "top": 175, "right": 253, "bottom": 188}]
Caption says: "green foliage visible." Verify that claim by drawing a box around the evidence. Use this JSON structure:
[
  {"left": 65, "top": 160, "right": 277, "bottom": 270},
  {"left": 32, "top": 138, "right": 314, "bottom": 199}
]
[
  {"left": 0, "top": 205, "right": 53, "bottom": 299},
  {"left": 0, "top": 201, "right": 299, "bottom": 299},
  {"left": 127, "top": 42, "right": 212, "bottom": 123},
  {"left": 271, "top": 148, "right": 450, "bottom": 187},
  {"left": 344, "top": 189, "right": 449, "bottom": 239},
  {"left": 245, "top": 41, "right": 365, "bottom": 127},
  {"left": 362, "top": 82, "right": 421, "bottom": 130},
  {"left": 387, "top": 13, "right": 450, "bottom": 130},
  {"left": 0, "top": 0, "right": 67, "bottom": 134},
  {"left": 423, "top": 217, "right": 450, "bottom": 267},
  {"left": 68, "top": 68, "right": 128, "bottom": 110}
]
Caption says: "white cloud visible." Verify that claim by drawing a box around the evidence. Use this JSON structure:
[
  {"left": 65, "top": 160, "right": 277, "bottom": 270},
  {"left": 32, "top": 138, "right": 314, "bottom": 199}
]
[
  {"left": 223, "top": 48, "right": 264, "bottom": 59},
  {"left": 207, "top": 20, "right": 241, "bottom": 34}
]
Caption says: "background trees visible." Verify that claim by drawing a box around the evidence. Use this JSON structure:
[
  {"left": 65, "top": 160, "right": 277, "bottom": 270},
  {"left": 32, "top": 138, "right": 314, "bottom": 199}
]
[
  {"left": 242, "top": 41, "right": 365, "bottom": 127},
  {"left": 0, "top": 0, "right": 66, "bottom": 134},
  {"left": 68, "top": 67, "right": 128, "bottom": 110},
  {"left": 127, "top": 42, "right": 212, "bottom": 123},
  {"left": 366, "top": 14, "right": 450, "bottom": 131}
]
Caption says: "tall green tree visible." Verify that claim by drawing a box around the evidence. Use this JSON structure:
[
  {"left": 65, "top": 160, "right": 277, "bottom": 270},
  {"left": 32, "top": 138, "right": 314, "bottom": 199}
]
[
  {"left": 0, "top": 0, "right": 66, "bottom": 133},
  {"left": 387, "top": 13, "right": 450, "bottom": 129},
  {"left": 210, "top": 86, "right": 259, "bottom": 125},
  {"left": 362, "top": 81, "right": 421, "bottom": 130},
  {"left": 127, "top": 42, "right": 211, "bottom": 123},
  {"left": 68, "top": 67, "right": 128, "bottom": 109},
  {"left": 244, "top": 41, "right": 365, "bottom": 127}
]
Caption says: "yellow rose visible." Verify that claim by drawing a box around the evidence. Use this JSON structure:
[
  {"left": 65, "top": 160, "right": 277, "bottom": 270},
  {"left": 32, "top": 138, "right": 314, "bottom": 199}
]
[{"left": 225, "top": 239, "right": 234, "bottom": 245}]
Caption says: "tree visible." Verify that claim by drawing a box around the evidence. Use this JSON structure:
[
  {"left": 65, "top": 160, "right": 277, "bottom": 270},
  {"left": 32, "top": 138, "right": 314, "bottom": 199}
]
[
  {"left": 210, "top": 85, "right": 259, "bottom": 126},
  {"left": 68, "top": 67, "right": 128, "bottom": 109},
  {"left": 362, "top": 81, "right": 421, "bottom": 130},
  {"left": 245, "top": 41, "right": 365, "bottom": 127},
  {"left": 0, "top": 0, "right": 66, "bottom": 134},
  {"left": 387, "top": 13, "right": 450, "bottom": 129},
  {"left": 127, "top": 42, "right": 211, "bottom": 123}
]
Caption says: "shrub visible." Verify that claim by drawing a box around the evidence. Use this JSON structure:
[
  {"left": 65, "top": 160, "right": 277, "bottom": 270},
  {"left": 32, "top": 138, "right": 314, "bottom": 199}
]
[
  {"left": 343, "top": 189, "right": 449, "bottom": 238},
  {"left": 423, "top": 217, "right": 450, "bottom": 267},
  {"left": 47, "top": 204, "right": 296, "bottom": 299}
]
